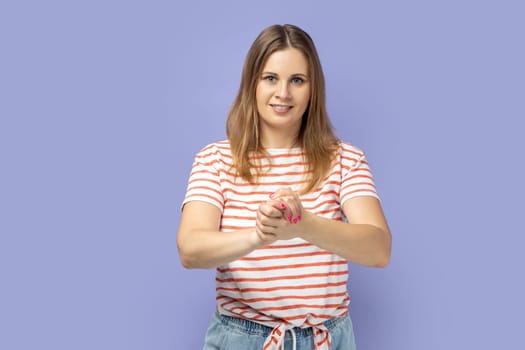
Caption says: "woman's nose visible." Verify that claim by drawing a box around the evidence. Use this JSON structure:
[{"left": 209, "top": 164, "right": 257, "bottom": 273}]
[{"left": 276, "top": 81, "right": 291, "bottom": 99}]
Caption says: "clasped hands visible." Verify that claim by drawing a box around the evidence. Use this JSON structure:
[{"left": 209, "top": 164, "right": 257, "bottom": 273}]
[{"left": 255, "top": 187, "right": 304, "bottom": 244}]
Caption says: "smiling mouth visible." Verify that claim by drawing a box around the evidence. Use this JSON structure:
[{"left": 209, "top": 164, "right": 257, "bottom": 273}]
[{"left": 270, "top": 104, "right": 292, "bottom": 112}]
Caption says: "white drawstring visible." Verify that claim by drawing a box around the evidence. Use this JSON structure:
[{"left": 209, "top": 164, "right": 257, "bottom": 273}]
[{"left": 265, "top": 322, "right": 330, "bottom": 350}]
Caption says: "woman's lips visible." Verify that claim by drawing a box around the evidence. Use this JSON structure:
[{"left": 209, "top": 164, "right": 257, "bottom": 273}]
[{"left": 270, "top": 104, "right": 292, "bottom": 113}]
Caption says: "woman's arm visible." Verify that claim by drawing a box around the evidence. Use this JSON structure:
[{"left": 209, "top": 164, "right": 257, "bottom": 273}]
[
  {"left": 257, "top": 190, "right": 391, "bottom": 267},
  {"left": 299, "top": 196, "right": 391, "bottom": 267},
  {"left": 177, "top": 201, "right": 278, "bottom": 269}
]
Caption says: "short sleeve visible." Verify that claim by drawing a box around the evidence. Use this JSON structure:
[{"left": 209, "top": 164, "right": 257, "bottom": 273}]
[
  {"left": 339, "top": 143, "right": 380, "bottom": 206},
  {"left": 181, "top": 144, "right": 225, "bottom": 212}
]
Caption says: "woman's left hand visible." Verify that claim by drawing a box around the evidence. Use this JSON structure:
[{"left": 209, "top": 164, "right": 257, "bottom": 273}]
[
  {"left": 269, "top": 187, "right": 303, "bottom": 224},
  {"left": 253, "top": 188, "right": 304, "bottom": 241}
]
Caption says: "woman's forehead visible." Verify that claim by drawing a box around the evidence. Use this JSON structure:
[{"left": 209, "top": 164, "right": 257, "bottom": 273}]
[{"left": 262, "top": 48, "right": 309, "bottom": 75}]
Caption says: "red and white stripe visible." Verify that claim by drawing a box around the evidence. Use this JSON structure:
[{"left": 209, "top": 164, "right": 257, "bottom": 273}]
[{"left": 183, "top": 140, "right": 379, "bottom": 349}]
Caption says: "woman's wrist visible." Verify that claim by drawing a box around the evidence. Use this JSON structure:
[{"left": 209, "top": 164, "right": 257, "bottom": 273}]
[
  {"left": 251, "top": 228, "right": 275, "bottom": 248},
  {"left": 294, "top": 210, "right": 317, "bottom": 240}
]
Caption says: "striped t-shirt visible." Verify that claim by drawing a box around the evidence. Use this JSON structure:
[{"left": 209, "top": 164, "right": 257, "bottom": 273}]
[{"left": 182, "top": 140, "right": 379, "bottom": 349}]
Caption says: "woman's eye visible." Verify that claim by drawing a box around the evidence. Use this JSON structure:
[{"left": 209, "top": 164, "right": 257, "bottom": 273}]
[
  {"left": 291, "top": 77, "right": 304, "bottom": 84},
  {"left": 263, "top": 76, "right": 277, "bottom": 82}
]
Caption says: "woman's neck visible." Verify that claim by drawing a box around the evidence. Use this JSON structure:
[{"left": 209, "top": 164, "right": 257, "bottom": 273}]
[{"left": 260, "top": 129, "right": 300, "bottom": 149}]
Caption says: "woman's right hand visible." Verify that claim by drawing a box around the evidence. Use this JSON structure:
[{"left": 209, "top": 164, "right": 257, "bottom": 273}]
[{"left": 254, "top": 201, "right": 281, "bottom": 245}]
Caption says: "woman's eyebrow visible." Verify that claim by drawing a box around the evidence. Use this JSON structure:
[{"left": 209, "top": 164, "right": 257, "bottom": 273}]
[{"left": 261, "top": 71, "right": 309, "bottom": 77}]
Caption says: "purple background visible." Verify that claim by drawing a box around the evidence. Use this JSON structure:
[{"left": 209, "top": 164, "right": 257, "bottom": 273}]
[{"left": 1, "top": 0, "right": 524, "bottom": 349}]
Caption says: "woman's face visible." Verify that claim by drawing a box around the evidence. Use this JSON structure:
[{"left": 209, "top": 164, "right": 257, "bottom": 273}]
[{"left": 255, "top": 48, "right": 311, "bottom": 144}]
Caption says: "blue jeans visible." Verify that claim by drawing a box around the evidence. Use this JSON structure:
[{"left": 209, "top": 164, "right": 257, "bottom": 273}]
[{"left": 202, "top": 312, "right": 357, "bottom": 350}]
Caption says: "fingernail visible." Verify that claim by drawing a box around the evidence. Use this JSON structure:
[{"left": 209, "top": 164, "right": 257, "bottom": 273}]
[
  {"left": 297, "top": 215, "right": 302, "bottom": 221},
  {"left": 280, "top": 202, "right": 286, "bottom": 209},
  {"left": 287, "top": 215, "right": 293, "bottom": 222},
  {"left": 293, "top": 217, "right": 299, "bottom": 224}
]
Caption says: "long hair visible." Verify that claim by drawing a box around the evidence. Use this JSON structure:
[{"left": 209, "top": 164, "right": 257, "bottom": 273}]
[{"left": 226, "top": 24, "right": 339, "bottom": 194}]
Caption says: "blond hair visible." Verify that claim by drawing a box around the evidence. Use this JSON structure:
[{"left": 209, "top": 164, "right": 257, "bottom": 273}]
[{"left": 226, "top": 24, "right": 339, "bottom": 193}]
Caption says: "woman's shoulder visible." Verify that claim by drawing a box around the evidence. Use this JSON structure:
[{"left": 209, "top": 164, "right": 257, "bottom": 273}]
[
  {"left": 193, "top": 140, "right": 232, "bottom": 161},
  {"left": 336, "top": 140, "right": 366, "bottom": 159}
]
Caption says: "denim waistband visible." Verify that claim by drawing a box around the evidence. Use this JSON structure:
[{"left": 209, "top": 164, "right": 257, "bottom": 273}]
[{"left": 215, "top": 312, "right": 348, "bottom": 339}]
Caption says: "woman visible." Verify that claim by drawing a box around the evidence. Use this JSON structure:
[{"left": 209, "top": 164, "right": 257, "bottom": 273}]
[{"left": 177, "top": 24, "right": 391, "bottom": 350}]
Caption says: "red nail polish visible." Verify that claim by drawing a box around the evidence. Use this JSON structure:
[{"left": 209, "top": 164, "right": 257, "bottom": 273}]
[
  {"left": 297, "top": 215, "right": 302, "bottom": 221},
  {"left": 280, "top": 203, "right": 286, "bottom": 209},
  {"left": 287, "top": 215, "right": 293, "bottom": 222},
  {"left": 293, "top": 217, "right": 298, "bottom": 224}
]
